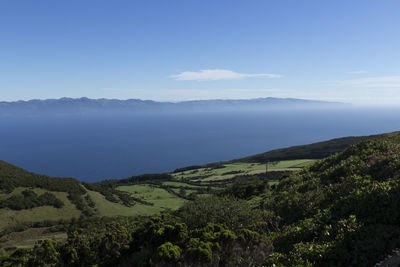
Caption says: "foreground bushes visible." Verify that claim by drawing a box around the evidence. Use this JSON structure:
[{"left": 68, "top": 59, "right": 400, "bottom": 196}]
[
  {"left": 266, "top": 134, "right": 400, "bottom": 266},
  {"left": 1, "top": 196, "right": 272, "bottom": 266}
]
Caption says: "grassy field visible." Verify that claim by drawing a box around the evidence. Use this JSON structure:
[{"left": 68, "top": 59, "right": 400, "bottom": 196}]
[
  {"left": 0, "top": 188, "right": 81, "bottom": 231},
  {"left": 0, "top": 160, "right": 314, "bottom": 230},
  {"left": 117, "top": 184, "right": 186, "bottom": 211},
  {"left": 162, "top": 181, "right": 205, "bottom": 188},
  {"left": 170, "top": 188, "right": 197, "bottom": 197},
  {"left": 172, "top": 159, "right": 316, "bottom": 182},
  {"left": 0, "top": 185, "right": 188, "bottom": 232},
  {"left": 0, "top": 158, "right": 315, "bottom": 251},
  {"left": 269, "top": 159, "right": 315, "bottom": 168},
  {"left": 86, "top": 189, "right": 161, "bottom": 217},
  {"left": 0, "top": 227, "right": 67, "bottom": 250}
]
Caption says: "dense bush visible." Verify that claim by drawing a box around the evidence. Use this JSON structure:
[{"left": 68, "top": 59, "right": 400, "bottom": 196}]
[
  {"left": 222, "top": 176, "right": 267, "bottom": 199},
  {"left": 178, "top": 196, "right": 265, "bottom": 231},
  {"left": 1, "top": 197, "right": 272, "bottom": 266},
  {"left": 266, "top": 133, "right": 400, "bottom": 266}
]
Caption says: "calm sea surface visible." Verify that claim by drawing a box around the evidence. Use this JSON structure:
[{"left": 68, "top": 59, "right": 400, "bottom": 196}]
[{"left": 1, "top": 108, "right": 399, "bottom": 182}]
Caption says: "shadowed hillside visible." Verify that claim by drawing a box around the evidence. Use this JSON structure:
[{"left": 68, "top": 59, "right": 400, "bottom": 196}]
[{"left": 233, "top": 134, "right": 378, "bottom": 163}]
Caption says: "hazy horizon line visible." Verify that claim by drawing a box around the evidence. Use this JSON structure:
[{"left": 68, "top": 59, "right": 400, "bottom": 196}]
[{"left": 0, "top": 96, "right": 347, "bottom": 104}]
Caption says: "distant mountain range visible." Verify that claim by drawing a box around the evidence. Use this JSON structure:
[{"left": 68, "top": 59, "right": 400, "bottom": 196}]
[{"left": 0, "top": 97, "right": 349, "bottom": 116}]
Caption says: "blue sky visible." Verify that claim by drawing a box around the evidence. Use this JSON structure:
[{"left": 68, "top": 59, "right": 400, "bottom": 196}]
[{"left": 1, "top": 0, "right": 400, "bottom": 105}]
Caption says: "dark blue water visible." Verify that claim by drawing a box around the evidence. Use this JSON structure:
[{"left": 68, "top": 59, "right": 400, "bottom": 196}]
[{"left": 1, "top": 108, "right": 399, "bottom": 182}]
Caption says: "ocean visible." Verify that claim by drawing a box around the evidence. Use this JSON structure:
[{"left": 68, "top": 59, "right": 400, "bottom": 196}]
[{"left": 1, "top": 108, "right": 399, "bottom": 182}]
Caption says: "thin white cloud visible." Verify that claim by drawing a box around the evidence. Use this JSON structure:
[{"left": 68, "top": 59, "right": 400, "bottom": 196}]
[
  {"left": 170, "top": 69, "right": 283, "bottom": 81},
  {"left": 333, "top": 76, "right": 400, "bottom": 88},
  {"left": 347, "top": 70, "right": 368, "bottom": 74}
]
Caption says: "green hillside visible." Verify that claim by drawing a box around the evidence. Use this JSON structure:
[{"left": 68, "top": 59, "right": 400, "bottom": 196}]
[
  {"left": 263, "top": 131, "right": 400, "bottom": 265},
  {"left": 2, "top": 132, "right": 397, "bottom": 266},
  {"left": 0, "top": 161, "right": 89, "bottom": 227}
]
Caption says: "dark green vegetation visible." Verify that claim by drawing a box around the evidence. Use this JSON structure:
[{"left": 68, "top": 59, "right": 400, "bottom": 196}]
[
  {"left": 234, "top": 134, "right": 376, "bottom": 163},
  {"left": 0, "top": 190, "right": 64, "bottom": 210},
  {"left": 2, "top": 132, "right": 400, "bottom": 266},
  {"left": 263, "top": 132, "right": 400, "bottom": 266}
]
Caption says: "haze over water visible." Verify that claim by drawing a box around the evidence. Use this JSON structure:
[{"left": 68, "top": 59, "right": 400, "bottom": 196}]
[{"left": 1, "top": 107, "right": 399, "bottom": 182}]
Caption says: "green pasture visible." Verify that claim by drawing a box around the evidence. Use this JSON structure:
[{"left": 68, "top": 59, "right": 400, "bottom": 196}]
[
  {"left": 162, "top": 181, "right": 205, "bottom": 188},
  {"left": 117, "top": 184, "right": 186, "bottom": 211},
  {"left": 86, "top": 189, "right": 162, "bottom": 217},
  {"left": 172, "top": 159, "right": 315, "bottom": 182},
  {"left": 171, "top": 188, "right": 197, "bottom": 197},
  {"left": 0, "top": 187, "right": 81, "bottom": 231},
  {"left": 1, "top": 227, "right": 67, "bottom": 250},
  {"left": 268, "top": 159, "right": 315, "bottom": 168}
]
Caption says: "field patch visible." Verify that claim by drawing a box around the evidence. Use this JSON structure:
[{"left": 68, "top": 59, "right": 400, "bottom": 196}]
[
  {"left": 86, "top": 189, "right": 161, "bottom": 217},
  {"left": 0, "top": 188, "right": 81, "bottom": 231},
  {"left": 173, "top": 160, "right": 315, "bottom": 182},
  {"left": 0, "top": 227, "right": 67, "bottom": 250},
  {"left": 162, "top": 181, "right": 205, "bottom": 188},
  {"left": 117, "top": 184, "right": 186, "bottom": 211}
]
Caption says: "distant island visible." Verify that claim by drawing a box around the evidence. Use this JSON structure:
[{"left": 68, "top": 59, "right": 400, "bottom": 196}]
[{"left": 0, "top": 97, "right": 349, "bottom": 116}]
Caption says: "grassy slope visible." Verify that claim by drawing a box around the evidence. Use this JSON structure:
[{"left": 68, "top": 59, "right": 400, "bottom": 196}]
[
  {"left": 2, "top": 132, "right": 400, "bottom": 266},
  {"left": 0, "top": 132, "right": 373, "bottom": 250},
  {"left": 86, "top": 189, "right": 162, "bottom": 217},
  {"left": 0, "top": 159, "right": 308, "bottom": 231},
  {"left": 172, "top": 160, "right": 315, "bottom": 182},
  {"left": 117, "top": 184, "right": 186, "bottom": 211},
  {"left": 1, "top": 227, "right": 67, "bottom": 250},
  {"left": 171, "top": 188, "right": 197, "bottom": 197},
  {"left": 161, "top": 181, "right": 205, "bottom": 188},
  {"left": 84, "top": 185, "right": 186, "bottom": 218},
  {"left": 0, "top": 188, "right": 81, "bottom": 231},
  {"left": 0, "top": 161, "right": 240, "bottom": 250}
]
